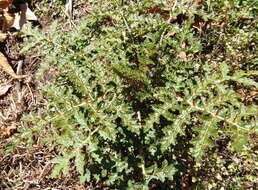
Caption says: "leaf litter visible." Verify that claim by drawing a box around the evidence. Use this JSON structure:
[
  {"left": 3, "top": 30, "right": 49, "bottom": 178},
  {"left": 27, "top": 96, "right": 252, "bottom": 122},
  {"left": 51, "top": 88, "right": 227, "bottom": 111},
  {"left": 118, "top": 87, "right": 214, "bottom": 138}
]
[
  {"left": 0, "top": 1, "right": 94, "bottom": 189},
  {"left": 0, "top": 0, "right": 37, "bottom": 79}
]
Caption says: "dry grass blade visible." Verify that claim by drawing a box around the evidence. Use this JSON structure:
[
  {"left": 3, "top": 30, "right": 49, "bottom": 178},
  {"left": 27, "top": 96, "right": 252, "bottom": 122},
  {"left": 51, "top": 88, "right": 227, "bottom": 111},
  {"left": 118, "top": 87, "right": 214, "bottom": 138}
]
[{"left": 0, "top": 52, "right": 27, "bottom": 79}]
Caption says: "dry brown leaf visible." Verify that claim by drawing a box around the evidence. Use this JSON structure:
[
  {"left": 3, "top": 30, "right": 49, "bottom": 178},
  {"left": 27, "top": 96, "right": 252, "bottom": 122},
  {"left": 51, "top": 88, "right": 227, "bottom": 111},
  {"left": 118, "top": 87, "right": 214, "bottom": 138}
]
[
  {"left": 2, "top": 11, "right": 15, "bottom": 31},
  {"left": 0, "top": 83, "right": 11, "bottom": 96},
  {"left": 0, "top": 2, "right": 37, "bottom": 31},
  {"left": 11, "top": 12, "right": 22, "bottom": 30},
  {"left": 12, "top": 3, "right": 37, "bottom": 30},
  {"left": 249, "top": 89, "right": 258, "bottom": 97},
  {"left": 11, "top": 3, "right": 37, "bottom": 30},
  {"left": 0, "top": 52, "right": 27, "bottom": 79},
  {"left": 0, "top": 0, "right": 13, "bottom": 9},
  {"left": 182, "top": 0, "right": 193, "bottom": 3},
  {"left": 195, "top": 0, "right": 202, "bottom": 6},
  {"left": 211, "top": 21, "right": 227, "bottom": 29},
  {"left": 20, "top": 3, "right": 37, "bottom": 21},
  {"left": 1, "top": 2, "right": 37, "bottom": 30},
  {"left": 166, "top": 32, "right": 176, "bottom": 37},
  {"left": 178, "top": 51, "right": 187, "bottom": 61},
  {"left": 182, "top": 0, "right": 202, "bottom": 6},
  {"left": 0, "top": 31, "right": 7, "bottom": 42},
  {"left": 1, "top": 125, "right": 17, "bottom": 137}
]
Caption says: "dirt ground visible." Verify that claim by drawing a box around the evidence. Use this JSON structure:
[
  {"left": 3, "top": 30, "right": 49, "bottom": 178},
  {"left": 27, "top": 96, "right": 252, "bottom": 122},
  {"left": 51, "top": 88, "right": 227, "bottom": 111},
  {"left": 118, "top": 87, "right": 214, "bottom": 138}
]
[{"left": 0, "top": 1, "right": 94, "bottom": 189}]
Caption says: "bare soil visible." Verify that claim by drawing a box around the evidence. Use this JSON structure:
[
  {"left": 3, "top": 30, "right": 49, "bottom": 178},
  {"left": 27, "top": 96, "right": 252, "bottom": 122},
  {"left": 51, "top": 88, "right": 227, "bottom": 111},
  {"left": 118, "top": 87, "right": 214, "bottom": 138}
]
[{"left": 0, "top": 1, "right": 93, "bottom": 189}]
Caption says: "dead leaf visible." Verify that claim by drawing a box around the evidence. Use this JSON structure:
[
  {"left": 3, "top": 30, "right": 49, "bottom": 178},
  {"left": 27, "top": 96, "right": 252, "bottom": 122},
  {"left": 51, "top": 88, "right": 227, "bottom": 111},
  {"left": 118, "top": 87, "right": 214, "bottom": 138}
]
[
  {"left": 178, "top": 51, "right": 187, "bottom": 61},
  {"left": 0, "top": 31, "right": 7, "bottom": 42},
  {"left": 0, "top": 52, "right": 27, "bottom": 79},
  {"left": 19, "top": 3, "right": 37, "bottom": 21},
  {"left": 1, "top": 125, "right": 17, "bottom": 137},
  {"left": 0, "top": 83, "right": 11, "bottom": 96},
  {"left": 11, "top": 3, "right": 37, "bottom": 30},
  {"left": 166, "top": 32, "right": 176, "bottom": 37},
  {"left": 11, "top": 12, "right": 22, "bottom": 30},
  {"left": 195, "top": 0, "right": 202, "bottom": 7},
  {"left": 192, "top": 14, "right": 209, "bottom": 33},
  {"left": 148, "top": 6, "right": 161, "bottom": 14},
  {"left": 2, "top": 11, "right": 15, "bottom": 31},
  {"left": 249, "top": 89, "right": 258, "bottom": 97},
  {"left": 211, "top": 21, "right": 227, "bottom": 29},
  {"left": 0, "top": 0, "right": 13, "bottom": 9}
]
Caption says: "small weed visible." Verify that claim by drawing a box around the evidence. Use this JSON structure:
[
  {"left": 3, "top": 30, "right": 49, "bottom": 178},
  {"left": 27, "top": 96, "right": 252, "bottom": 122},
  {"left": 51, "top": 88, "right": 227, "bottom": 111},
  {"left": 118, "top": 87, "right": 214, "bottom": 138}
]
[{"left": 5, "top": 0, "right": 257, "bottom": 189}]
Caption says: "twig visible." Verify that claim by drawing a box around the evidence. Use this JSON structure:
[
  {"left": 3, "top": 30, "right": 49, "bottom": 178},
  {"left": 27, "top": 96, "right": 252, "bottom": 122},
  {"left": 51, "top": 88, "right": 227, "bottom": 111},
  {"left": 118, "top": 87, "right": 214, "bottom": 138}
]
[
  {"left": 16, "top": 60, "right": 23, "bottom": 103},
  {"left": 122, "top": 15, "right": 132, "bottom": 34},
  {"left": 65, "top": 0, "right": 75, "bottom": 28},
  {"left": 159, "top": 6, "right": 175, "bottom": 47},
  {"left": 26, "top": 83, "right": 35, "bottom": 105},
  {"left": 137, "top": 111, "right": 142, "bottom": 122}
]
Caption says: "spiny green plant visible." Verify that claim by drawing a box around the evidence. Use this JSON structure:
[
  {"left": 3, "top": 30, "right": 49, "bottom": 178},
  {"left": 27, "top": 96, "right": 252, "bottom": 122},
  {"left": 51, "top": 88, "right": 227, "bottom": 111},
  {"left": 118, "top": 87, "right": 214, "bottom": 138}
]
[{"left": 6, "top": 0, "right": 257, "bottom": 189}]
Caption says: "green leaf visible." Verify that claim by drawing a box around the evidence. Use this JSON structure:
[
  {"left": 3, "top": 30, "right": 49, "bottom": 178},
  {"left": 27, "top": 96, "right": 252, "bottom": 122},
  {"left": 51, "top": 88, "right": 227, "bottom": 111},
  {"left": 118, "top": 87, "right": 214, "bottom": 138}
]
[
  {"left": 192, "top": 120, "right": 218, "bottom": 160},
  {"left": 80, "top": 169, "right": 91, "bottom": 183},
  {"left": 75, "top": 149, "right": 85, "bottom": 176},
  {"left": 51, "top": 153, "right": 72, "bottom": 178},
  {"left": 230, "top": 132, "right": 249, "bottom": 152}
]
